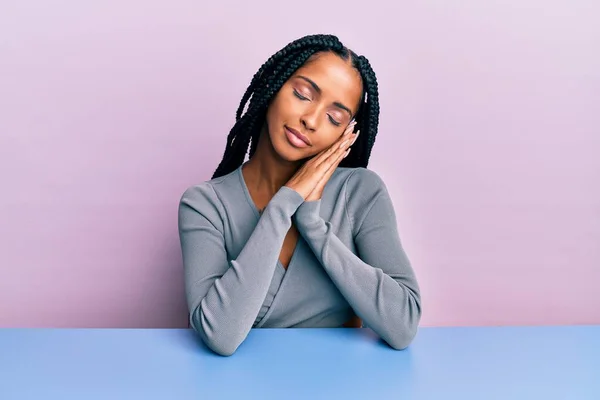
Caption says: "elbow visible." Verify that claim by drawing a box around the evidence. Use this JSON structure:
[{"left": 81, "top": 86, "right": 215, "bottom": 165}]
[
  {"left": 190, "top": 310, "right": 244, "bottom": 357},
  {"left": 196, "top": 326, "right": 243, "bottom": 357},
  {"left": 386, "top": 297, "right": 422, "bottom": 350},
  {"left": 204, "top": 336, "right": 240, "bottom": 357},
  {"left": 386, "top": 322, "right": 419, "bottom": 350}
]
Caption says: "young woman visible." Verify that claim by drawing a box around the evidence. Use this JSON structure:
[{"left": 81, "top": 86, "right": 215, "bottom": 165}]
[{"left": 178, "top": 34, "right": 421, "bottom": 356}]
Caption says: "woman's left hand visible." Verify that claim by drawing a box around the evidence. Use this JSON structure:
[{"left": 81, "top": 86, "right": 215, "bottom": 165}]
[{"left": 305, "top": 122, "right": 359, "bottom": 202}]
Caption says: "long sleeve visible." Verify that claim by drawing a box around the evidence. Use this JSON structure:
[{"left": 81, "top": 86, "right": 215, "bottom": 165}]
[
  {"left": 293, "top": 168, "right": 421, "bottom": 350},
  {"left": 178, "top": 183, "right": 304, "bottom": 356}
]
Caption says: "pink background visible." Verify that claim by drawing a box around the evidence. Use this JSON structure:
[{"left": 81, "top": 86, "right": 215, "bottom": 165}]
[{"left": 1, "top": 1, "right": 598, "bottom": 328}]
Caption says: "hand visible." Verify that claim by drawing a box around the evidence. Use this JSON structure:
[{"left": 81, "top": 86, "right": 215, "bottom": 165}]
[{"left": 285, "top": 121, "right": 359, "bottom": 201}]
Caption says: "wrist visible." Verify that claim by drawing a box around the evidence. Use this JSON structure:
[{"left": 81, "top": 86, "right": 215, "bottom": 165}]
[
  {"left": 266, "top": 186, "right": 305, "bottom": 219},
  {"left": 294, "top": 199, "right": 322, "bottom": 228},
  {"left": 305, "top": 189, "right": 323, "bottom": 202}
]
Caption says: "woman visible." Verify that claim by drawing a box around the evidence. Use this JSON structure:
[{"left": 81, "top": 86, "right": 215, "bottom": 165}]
[{"left": 178, "top": 34, "right": 421, "bottom": 356}]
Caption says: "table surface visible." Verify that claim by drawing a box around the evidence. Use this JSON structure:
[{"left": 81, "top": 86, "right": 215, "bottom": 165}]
[{"left": 0, "top": 325, "right": 598, "bottom": 400}]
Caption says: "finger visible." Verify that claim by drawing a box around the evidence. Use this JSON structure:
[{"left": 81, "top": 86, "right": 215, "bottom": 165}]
[
  {"left": 314, "top": 130, "right": 356, "bottom": 169},
  {"left": 312, "top": 121, "right": 356, "bottom": 165},
  {"left": 339, "top": 120, "right": 356, "bottom": 141},
  {"left": 312, "top": 141, "right": 341, "bottom": 167},
  {"left": 316, "top": 136, "right": 350, "bottom": 168},
  {"left": 318, "top": 130, "right": 358, "bottom": 172},
  {"left": 316, "top": 141, "right": 352, "bottom": 186},
  {"left": 350, "top": 129, "right": 360, "bottom": 146},
  {"left": 331, "top": 129, "right": 358, "bottom": 160}
]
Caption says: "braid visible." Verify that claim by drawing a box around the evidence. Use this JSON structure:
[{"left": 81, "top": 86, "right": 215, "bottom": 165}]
[
  {"left": 212, "top": 34, "right": 380, "bottom": 179},
  {"left": 340, "top": 54, "right": 380, "bottom": 168}
]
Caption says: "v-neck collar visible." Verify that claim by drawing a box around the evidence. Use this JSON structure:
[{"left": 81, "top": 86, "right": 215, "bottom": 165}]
[
  {"left": 235, "top": 164, "right": 302, "bottom": 272},
  {"left": 237, "top": 165, "right": 262, "bottom": 219}
]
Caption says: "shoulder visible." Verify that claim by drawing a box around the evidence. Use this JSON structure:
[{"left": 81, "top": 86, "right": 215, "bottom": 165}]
[
  {"left": 335, "top": 167, "right": 388, "bottom": 201},
  {"left": 178, "top": 169, "right": 239, "bottom": 225},
  {"left": 345, "top": 167, "right": 386, "bottom": 190},
  {"left": 180, "top": 168, "right": 240, "bottom": 205},
  {"left": 335, "top": 167, "right": 393, "bottom": 228}
]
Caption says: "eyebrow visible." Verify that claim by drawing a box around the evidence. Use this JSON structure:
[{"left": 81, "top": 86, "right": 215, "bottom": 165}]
[{"left": 296, "top": 75, "right": 353, "bottom": 117}]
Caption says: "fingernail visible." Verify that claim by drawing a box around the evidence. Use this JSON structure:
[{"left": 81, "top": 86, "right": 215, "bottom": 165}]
[
  {"left": 343, "top": 148, "right": 351, "bottom": 158},
  {"left": 349, "top": 130, "right": 359, "bottom": 145},
  {"left": 339, "top": 139, "right": 350, "bottom": 149},
  {"left": 344, "top": 122, "right": 355, "bottom": 135}
]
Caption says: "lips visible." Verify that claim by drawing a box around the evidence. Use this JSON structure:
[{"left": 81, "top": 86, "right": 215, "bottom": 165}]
[{"left": 285, "top": 126, "right": 311, "bottom": 147}]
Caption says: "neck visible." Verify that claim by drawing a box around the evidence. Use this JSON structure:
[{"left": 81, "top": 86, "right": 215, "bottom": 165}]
[{"left": 242, "top": 124, "right": 303, "bottom": 197}]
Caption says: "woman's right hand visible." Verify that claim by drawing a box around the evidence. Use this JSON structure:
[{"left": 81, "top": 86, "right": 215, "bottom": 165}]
[{"left": 285, "top": 121, "right": 358, "bottom": 200}]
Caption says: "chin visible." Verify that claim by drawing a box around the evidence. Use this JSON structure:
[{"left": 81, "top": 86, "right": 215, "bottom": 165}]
[{"left": 274, "top": 145, "right": 305, "bottom": 162}]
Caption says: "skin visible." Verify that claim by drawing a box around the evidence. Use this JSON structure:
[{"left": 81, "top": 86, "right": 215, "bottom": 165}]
[
  {"left": 242, "top": 51, "right": 363, "bottom": 207},
  {"left": 241, "top": 50, "right": 364, "bottom": 328}
]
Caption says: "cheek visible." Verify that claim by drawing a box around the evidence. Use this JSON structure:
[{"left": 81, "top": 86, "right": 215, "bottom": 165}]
[
  {"left": 265, "top": 101, "right": 285, "bottom": 134},
  {"left": 311, "top": 130, "right": 345, "bottom": 153},
  {"left": 268, "top": 91, "right": 295, "bottom": 120}
]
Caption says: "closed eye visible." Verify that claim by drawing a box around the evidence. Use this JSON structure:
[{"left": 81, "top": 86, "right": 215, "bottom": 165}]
[
  {"left": 294, "top": 89, "right": 341, "bottom": 127},
  {"left": 328, "top": 115, "right": 341, "bottom": 126},
  {"left": 293, "top": 89, "right": 309, "bottom": 101}
]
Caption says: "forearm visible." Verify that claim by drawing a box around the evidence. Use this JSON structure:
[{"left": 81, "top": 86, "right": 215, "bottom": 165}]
[
  {"left": 294, "top": 200, "right": 421, "bottom": 349},
  {"left": 183, "top": 186, "right": 304, "bottom": 355}
]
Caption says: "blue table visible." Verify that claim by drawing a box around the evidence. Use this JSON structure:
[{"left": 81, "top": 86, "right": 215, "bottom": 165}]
[{"left": 1, "top": 326, "right": 598, "bottom": 399}]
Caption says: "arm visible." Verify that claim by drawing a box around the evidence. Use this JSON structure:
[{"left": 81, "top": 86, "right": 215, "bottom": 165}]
[
  {"left": 178, "top": 183, "right": 304, "bottom": 356},
  {"left": 293, "top": 169, "right": 421, "bottom": 349}
]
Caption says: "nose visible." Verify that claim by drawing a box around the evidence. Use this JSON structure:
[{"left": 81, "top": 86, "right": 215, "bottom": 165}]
[{"left": 300, "top": 107, "right": 319, "bottom": 132}]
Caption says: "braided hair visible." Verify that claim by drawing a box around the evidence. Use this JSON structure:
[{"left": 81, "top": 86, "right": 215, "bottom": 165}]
[{"left": 211, "top": 34, "right": 380, "bottom": 179}]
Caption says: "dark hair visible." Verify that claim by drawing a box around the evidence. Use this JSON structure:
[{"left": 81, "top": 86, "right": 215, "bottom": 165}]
[{"left": 211, "top": 34, "right": 380, "bottom": 179}]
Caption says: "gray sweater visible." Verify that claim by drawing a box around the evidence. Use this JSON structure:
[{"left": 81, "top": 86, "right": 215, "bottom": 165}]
[{"left": 178, "top": 165, "right": 421, "bottom": 356}]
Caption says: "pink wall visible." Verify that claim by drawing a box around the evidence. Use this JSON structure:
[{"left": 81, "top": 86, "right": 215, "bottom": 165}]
[{"left": 1, "top": 1, "right": 598, "bottom": 328}]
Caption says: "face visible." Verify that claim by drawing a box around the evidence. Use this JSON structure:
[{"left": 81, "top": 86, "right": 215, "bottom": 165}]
[{"left": 265, "top": 51, "right": 364, "bottom": 161}]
